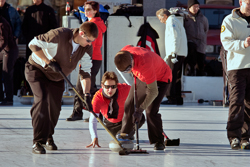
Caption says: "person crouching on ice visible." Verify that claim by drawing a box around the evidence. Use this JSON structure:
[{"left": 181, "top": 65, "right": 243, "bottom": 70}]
[{"left": 86, "top": 71, "right": 145, "bottom": 148}]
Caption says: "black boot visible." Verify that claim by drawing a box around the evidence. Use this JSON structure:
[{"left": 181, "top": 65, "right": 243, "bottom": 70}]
[
  {"left": 44, "top": 140, "right": 58, "bottom": 150},
  {"left": 66, "top": 112, "right": 83, "bottom": 121},
  {"left": 32, "top": 142, "right": 46, "bottom": 154},
  {"left": 230, "top": 138, "right": 240, "bottom": 150},
  {"left": 154, "top": 142, "right": 165, "bottom": 150}
]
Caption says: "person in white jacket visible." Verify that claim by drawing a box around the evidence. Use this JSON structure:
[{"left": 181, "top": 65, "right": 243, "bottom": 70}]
[
  {"left": 156, "top": 8, "right": 187, "bottom": 105},
  {"left": 220, "top": 0, "right": 250, "bottom": 150}
]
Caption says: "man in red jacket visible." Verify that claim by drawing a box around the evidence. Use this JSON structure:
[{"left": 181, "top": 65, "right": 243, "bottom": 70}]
[
  {"left": 86, "top": 71, "right": 145, "bottom": 148},
  {"left": 114, "top": 45, "right": 172, "bottom": 150}
]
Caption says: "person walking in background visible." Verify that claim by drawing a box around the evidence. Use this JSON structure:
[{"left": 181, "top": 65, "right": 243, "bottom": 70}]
[
  {"left": 0, "top": 14, "right": 18, "bottom": 106},
  {"left": 22, "top": 0, "right": 58, "bottom": 60},
  {"left": 156, "top": 8, "right": 187, "bottom": 105},
  {"left": 25, "top": 22, "right": 98, "bottom": 154},
  {"left": 67, "top": 1, "right": 106, "bottom": 122},
  {"left": 184, "top": 0, "right": 208, "bottom": 76},
  {"left": 220, "top": 0, "right": 250, "bottom": 150},
  {"left": 86, "top": 71, "right": 145, "bottom": 148}
]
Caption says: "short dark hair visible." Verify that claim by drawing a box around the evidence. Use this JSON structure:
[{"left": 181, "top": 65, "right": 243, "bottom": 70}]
[
  {"left": 79, "top": 21, "right": 98, "bottom": 38},
  {"left": 156, "top": 8, "right": 170, "bottom": 17},
  {"left": 84, "top": 1, "right": 100, "bottom": 17},
  {"left": 101, "top": 71, "right": 119, "bottom": 85},
  {"left": 114, "top": 50, "right": 132, "bottom": 72}
]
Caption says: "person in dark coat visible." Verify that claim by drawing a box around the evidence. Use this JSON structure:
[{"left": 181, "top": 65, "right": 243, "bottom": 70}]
[
  {"left": 0, "top": 0, "right": 22, "bottom": 42},
  {"left": 184, "top": 0, "right": 209, "bottom": 76},
  {"left": 0, "top": 15, "right": 18, "bottom": 105},
  {"left": 22, "top": 0, "right": 58, "bottom": 60}
]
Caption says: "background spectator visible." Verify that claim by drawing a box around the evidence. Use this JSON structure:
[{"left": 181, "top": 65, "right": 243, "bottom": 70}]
[{"left": 184, "top": 0, "right": 209, "bottom": 76}]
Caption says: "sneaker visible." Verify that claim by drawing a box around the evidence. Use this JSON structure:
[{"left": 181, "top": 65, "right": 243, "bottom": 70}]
[
  {"left": 241, "top": 142, "right": 250, "bottom": 149},
  {"left": 66, "top": 113, "right": 83, "bottom": 121},
  {"left": 154, "top": 142, "right": 165, "bottom": 150},
  {"left": 44, "top": 140, "right": 58, "bottom": 150},
  {"left": 230, "top": 138, "right": 240, "bottom": 150},
  {"left": 32, "top": 142, "right": 46, "bottom": 154},
  {"left": 0, "top": 101, "right": 13, "bottom": 106}
]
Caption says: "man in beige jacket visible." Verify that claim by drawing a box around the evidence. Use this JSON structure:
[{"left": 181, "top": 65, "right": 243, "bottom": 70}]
[{"left": 220, "top": 0, "right": 250, "bottom": 150}]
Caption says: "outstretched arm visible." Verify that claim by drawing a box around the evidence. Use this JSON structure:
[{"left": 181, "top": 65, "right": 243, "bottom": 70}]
[{"left": 86, "top": 113, "right": 101, "bottom": 148}]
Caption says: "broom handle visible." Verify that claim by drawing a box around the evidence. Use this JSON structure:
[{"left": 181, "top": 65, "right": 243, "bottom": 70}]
[{"left": 134, "top": 76, "right": 140, "bottom": 150}]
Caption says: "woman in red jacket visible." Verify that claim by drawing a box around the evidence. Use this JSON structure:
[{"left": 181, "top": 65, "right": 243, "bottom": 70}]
[{"left": 67, "top": 1, "right": 107, "bottom": 121}]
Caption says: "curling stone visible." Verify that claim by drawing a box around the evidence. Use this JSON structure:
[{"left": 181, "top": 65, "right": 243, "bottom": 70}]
[{"left": 109, "top": 139, "right": 134, "bottom": 152}]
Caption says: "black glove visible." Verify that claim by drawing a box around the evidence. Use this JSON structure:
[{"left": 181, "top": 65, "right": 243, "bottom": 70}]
[
  {"left": 85, "top": 95, "right": 93, "bottom": 111},
  {"left": 48, "top": 59, "right": 61, "bottom": 72},
  {"left": 133, "top": 108, "right": 144, "bottom": 123}
]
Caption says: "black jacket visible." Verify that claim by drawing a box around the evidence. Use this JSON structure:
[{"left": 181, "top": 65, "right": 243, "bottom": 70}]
[
  {"left": 137, "top": 22, "right": 160, "bottom": 56},
  {"left": 22, "top": 2, "right": 58, "bottom": 42},
  {"left": 0, "top": 16, "right": 15, "bottom": 54}
]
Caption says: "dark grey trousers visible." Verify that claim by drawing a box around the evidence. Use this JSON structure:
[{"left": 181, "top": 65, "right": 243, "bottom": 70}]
[
  {"left": 25, "top": 62, "right": 64, "bottom": 144},
  {"left": 121, "top": 78, "right": 170, "bottom": 144},
  {"left": 166, "top": 55, "right": 185, "bottom": 99},
  {"left": 0, "top": 44, "right": 18, "bottom": 101},
  {"left": 72, "top": 60, "right": 102, "bottom": 115},
  {"left": 227, "top": 68, "right": 250, "bottom": 143}
]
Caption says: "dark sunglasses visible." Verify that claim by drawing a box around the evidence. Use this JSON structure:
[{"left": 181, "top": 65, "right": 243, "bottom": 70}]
[
  {"left": 123, "top": 65, "right": 132, "bottom": 73},
  {"left": 104, "top": 85, "right": 117, "bottom": 89}
]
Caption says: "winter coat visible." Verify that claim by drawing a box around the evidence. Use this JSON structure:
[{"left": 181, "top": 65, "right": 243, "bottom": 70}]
[
  {"left": 28, "top": 28, "right": 92, "bottom": 82},
  {"left": 164, "top": 15, "right": 187, "bottom": 61},
  {"left": 89, "top": 17, "right": 106, "bottom": 60},
  {"left": 0, "top": 3, "right": 21, "bottom": 38},
  {"left": 137, "top": 22, "right": 161, "bottom": 56},
  {"left": 184, "top": 10, "right": 209, "bottom": 54},
  {"left": 0, "top": 16, "right": 15, "bottom": 54},
  {"left": 22, "top": 2, "right": 58, "bottom": 43},
  {"left": 221, "top": 8, "right": 250, "bottom": 71}
]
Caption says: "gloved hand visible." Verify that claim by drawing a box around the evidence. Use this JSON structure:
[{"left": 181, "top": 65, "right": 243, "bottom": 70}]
[
  {"left": 85, "top": 95, "right": 93, "bottom": 111},
  {"left": 48, "top": 59, "right": 61, "bottom": 72},
  {"left": 133, "top": 108, "right": 144, "bottom": 123},
  {"left": 171, "top": 53, "right": 178, "bottom": 64}
]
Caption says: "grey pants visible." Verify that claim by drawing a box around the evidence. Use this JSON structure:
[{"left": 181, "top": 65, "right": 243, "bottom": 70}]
[
  {"left": 227, "top": 68, "right": 250, "bottom": 143},
  {"left": 121, "top": 78, "right": 170, "bottom": 144},
  {"left": 25, "top": 62, "right": 64, "bottom": 144}
]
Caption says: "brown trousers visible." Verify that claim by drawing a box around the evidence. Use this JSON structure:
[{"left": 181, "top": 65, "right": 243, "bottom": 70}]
[
  {"left": 121, "top": 78, "right": 170, "bottom": 144},
  {"left": 227, "top": 69, "right": 250, "bottom": 143},
  {"left": 25, "top": 62, "right": 64, "bottom": 144}
]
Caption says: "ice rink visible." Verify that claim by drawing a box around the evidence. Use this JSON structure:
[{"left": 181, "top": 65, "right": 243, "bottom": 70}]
[{"left": 0, "top": 98, "right": 249, "bottom": 167}]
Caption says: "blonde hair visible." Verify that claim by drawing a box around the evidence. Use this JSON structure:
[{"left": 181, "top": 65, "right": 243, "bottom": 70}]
[{"left": 156, "top": 8, "right": 170, "bottom": 17}]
